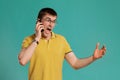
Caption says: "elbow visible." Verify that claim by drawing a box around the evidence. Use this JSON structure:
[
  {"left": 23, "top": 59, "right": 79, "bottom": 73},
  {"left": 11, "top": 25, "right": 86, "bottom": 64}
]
[
  {"left": 72, "top": 65, "right": 79, "bottom": 70},
  {"left": 74, "top": 67, "right": 79, "bottom": 70},
  {"left": 71, "top": 62, "right": 80, "bottom": 70},
  {"left": 19, "top": 60, "right": 26, "bottom": 66},
  {"left": 72, "top": 63, "right": 85, "bottom": 70},
  {"left": 71, "top": 60, "right": 82, "bottom": 70},
  {"left": 71, "top": 59, "right": 80, "bottom": 70},
  {"left": 18, "top": 56, "right": 27, "bottom": 66}
]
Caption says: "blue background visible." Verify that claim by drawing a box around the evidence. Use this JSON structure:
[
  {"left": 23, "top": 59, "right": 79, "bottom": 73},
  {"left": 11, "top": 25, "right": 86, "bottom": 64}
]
[{"left": 0, "top": 0, "right": 120, "bottom": 80}]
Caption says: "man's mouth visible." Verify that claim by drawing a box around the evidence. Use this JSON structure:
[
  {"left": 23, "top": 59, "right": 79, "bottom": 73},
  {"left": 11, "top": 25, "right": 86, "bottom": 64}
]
[
  {"left": 46, "top": 27, "right": 52, "bottom": 31},
  {"left": 41, "top": 27, "right": 52, "bottom": 32}
]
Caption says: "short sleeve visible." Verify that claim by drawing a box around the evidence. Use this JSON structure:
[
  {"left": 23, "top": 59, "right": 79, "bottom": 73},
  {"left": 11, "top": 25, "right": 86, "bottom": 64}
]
[
  {"left": 21, "top": 35, "right": 34, "bottom": 48},
  {"left": 62, "top": 37, "right": 72, "bottom": 54}
]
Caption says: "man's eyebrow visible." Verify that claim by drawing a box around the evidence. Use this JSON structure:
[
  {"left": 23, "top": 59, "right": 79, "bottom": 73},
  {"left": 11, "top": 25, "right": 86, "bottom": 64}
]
[
  {"left": 45, "top": 17, "right": 56, "bottom": 21},
  {"left": 45, "top": 17, "right": 51, "bottom": 19}
]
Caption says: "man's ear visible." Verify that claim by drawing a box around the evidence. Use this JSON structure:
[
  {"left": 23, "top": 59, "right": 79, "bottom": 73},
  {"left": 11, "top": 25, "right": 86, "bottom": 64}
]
[{"left": 36, "top": 18, "right": 41, "bottom": 24}]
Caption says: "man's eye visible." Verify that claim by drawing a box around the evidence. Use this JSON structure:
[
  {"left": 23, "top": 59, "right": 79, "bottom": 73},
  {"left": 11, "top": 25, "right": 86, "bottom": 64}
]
[
  {"left": 46, "top": 19, "right": 50, "bottom": 21},
  {"left": 48, "top": 20, "right": 51, "bottom": 22}
]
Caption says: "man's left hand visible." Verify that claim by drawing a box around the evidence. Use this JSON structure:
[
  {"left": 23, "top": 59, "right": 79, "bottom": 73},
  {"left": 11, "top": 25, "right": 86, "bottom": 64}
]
[{"left": 93, "top": 43, "right": 106, "bottom": 60}]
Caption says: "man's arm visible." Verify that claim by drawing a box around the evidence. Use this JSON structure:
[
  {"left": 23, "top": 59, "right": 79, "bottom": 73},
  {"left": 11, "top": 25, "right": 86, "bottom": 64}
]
[
  {"left": 18, "top": 22, "right": 43, "bottom": 66},
  {"left": 18, "top": 41, "right": 38, "bottom": 66},
  {"left": 65, "top": 43, "right": 106, "bottom": 69}
]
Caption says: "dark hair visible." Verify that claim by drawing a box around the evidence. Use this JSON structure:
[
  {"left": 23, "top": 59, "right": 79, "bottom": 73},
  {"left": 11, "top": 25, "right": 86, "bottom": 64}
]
[{"left": 37, "top": 8, "right": 57, "bottom": 20}]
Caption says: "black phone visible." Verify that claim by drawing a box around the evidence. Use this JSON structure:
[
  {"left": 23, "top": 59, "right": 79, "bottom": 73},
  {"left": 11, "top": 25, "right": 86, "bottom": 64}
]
[{"left": 37, "top": 19, "right": 44, "bottom": 32}]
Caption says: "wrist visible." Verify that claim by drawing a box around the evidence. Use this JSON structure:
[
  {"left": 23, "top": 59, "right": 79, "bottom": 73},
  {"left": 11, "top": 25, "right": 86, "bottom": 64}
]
[
  {"left": 92, "top": 55, "right": 97, "bottom": 61},
  {"left": 35, "top": 33, "right": 41, "bottom": 41},
  {"left": 33, "top": 39, "right": 39, "bottom": 45},
  {"left": 35, "top": 37, "right": 40, "bottom": 42}
]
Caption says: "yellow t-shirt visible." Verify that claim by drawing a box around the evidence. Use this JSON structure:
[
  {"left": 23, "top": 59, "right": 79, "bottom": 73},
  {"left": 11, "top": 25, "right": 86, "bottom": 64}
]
[{"left": 22, "top": 32, "right": 72, "bottom": 80}]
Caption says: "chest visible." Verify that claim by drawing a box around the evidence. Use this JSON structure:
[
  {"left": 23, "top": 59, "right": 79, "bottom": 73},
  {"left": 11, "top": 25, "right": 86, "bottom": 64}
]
[{"left": 33, "top": 39, "right": 65, "bottom": 60}]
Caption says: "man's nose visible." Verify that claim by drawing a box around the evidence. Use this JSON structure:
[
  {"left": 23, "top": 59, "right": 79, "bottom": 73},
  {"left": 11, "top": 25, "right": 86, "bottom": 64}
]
[{"left": 48, "top": 22, "right": 53, "bottom": 27}]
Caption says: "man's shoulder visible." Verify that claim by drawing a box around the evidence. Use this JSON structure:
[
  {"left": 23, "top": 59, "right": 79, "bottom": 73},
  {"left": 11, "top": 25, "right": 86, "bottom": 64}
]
[
  {"left": 23, "top": 34, "right": 35, "bottom": 41},
  {"left": 54, "top": 33, "right": 65, "bottom": 39},
  {"left": 54, "top": 33, "right": 68, "bottom": 41}
]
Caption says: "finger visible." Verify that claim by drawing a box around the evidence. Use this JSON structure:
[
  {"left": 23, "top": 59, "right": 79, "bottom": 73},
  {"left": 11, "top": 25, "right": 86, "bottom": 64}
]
[
  {"left": 35, "top": 23, "right": 40, "bottom": 30},
  {"left": 102, "top": 45, "right": 106, "bottom": 50},
  {"left": 101, "top": 45, "right": 106, "bottom": 53},
  {"left": 103, "top": 47, "right": 106, "bottom": 54},
  {"left": 103, "top": 50, "right": 106, "bottom": 55},
  {"left": 101, "top": 49, "right": 106, "bottom": 55},
  {"left": 37, "top": 26, "right": 43, "bottom": 32},
  {"left": 39, "top": 25, "right": 45, "bottom": 32},
  {"left": 36, "top": 23, "right": 43, "bottom": 31},
  {"left": 36, "top": 20, "right": 42, "bottom": 25},
  {"left": 102, "top": 45, "right": 105, "bottom": 49},
  {"left": 36, "top": 22, "right": 43, "bottom": 28},
  {"left": 96, "top": 42, "right": 100, "bottom": 49},
  {"left": 35, "top": 25, "right": 40, "bottom": 32},
  {"left": 36, "top": 24, "right": 40, "bottom": 31}
]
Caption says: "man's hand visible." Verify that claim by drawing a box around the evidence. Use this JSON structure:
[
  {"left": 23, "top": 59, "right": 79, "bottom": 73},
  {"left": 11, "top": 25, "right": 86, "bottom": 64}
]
[
  {"left": 35, "top": 21, "right": 44, "bottom": 41},
  {"left": 93, "top": 43, "right": 106, "bottom": 60}
]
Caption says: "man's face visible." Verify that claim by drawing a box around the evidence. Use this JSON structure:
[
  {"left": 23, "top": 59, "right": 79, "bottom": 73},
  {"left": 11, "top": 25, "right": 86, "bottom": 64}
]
[{"left": 41, "top": 14, "right": 57, "bottom": 34}]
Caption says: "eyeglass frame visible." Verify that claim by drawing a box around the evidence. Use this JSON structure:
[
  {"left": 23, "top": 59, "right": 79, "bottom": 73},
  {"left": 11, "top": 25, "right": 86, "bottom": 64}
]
[{"left": 37, "top": 17, "right": 57, "bottom": 24}]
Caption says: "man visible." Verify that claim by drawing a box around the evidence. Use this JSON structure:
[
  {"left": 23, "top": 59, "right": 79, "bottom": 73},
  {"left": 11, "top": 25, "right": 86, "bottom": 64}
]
[{"left": 18, "top": 8, "right": 106, "bottom": 80}]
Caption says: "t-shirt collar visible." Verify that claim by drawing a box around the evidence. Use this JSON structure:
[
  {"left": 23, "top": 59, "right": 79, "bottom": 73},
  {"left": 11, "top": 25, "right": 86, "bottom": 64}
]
[
  {"left": 41, "top": 32, "right": 56, "bottom": 39},
  {"left": 51, "top": 32, "right": 56, "bottom": 39}
]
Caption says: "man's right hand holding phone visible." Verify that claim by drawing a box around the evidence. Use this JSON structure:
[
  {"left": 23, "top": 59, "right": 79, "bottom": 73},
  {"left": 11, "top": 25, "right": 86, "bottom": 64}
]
[{"left": 35, "top": 21, "right": 44, "bottom": 41}]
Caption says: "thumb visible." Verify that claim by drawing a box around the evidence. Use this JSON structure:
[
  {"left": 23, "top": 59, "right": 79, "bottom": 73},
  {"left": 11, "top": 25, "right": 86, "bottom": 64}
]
[{"left": 96, "top": 42, "right": 100, "bottom": 49}]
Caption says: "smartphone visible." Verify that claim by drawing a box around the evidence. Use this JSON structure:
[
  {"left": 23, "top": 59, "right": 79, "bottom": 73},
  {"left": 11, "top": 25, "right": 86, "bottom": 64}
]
[{"left": 37, "top": 19, "right": 44, "bottom": 32}]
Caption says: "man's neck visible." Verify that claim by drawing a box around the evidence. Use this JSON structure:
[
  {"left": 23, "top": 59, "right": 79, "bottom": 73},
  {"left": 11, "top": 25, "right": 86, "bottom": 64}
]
[{"left": 42, "top": 32, "right": 52, "bottom": 40}]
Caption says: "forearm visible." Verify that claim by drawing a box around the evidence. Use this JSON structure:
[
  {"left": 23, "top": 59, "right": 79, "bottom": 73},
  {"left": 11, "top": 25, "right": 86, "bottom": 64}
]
[
  {"left": 74, "top": 56, "right": 96, "bottom": 69},
  {"left": 18, "top": 41, "right": 38, "bottom": 66}
]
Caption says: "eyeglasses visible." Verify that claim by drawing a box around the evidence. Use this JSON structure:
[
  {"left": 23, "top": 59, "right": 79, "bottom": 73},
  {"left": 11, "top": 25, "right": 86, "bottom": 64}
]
[{"left": 42, "top": 18, "right": 56, "bottom": 24}]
